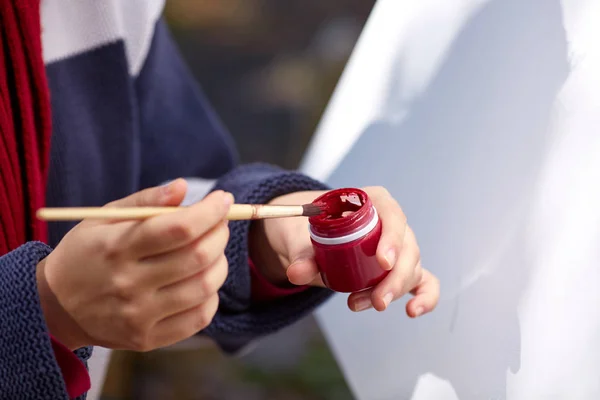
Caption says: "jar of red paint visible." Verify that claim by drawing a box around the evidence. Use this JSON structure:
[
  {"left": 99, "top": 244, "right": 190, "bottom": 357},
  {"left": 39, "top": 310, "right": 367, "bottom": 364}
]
[{"left": 308, "top": 188, "right": 389, "bottom": 293}]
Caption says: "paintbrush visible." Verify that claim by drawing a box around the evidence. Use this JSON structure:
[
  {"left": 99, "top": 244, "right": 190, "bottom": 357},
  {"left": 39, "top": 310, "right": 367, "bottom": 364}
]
[{"left": 36, "top": 203, "right": 326, "bottom": 222}]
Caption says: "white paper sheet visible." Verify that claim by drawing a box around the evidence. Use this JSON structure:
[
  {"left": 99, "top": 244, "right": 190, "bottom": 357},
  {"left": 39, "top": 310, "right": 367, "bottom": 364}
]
[{"left": 301, "top": 0, "right": 600, "bottom": 398}]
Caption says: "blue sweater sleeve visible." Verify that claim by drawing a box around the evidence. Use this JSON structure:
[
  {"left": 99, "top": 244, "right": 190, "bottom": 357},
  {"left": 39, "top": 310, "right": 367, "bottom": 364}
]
[
  {"left": 134, "top": 19, "right": 334, "bottom": 353},
  {"left": 0, "top": 242, "right": 91, "bottom": 400},
  {"left": 203, "top": 164, "right": 334, "bottom": 353}
]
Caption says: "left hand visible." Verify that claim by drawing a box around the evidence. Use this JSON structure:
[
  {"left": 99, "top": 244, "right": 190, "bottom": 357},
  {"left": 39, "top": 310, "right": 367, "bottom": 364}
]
[{"left": 248, "top": 187, "right": 440, "bottom": 316}]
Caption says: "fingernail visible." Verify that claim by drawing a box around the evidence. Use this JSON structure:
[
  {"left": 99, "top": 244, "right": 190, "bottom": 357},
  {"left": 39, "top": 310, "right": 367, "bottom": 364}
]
[
  {"left": 384, "top": 249, "right": 396, "bottom": 270},
  {"left": 414, "top": 306, "right": 424, "bottom": 317},
  {"left": 353, "top": 295, "right": 373, "bottom": 312},
  {"left": 223, "top": 192, "right": 234, "bottom": 206},
  {"left": 383, "top": 292, "right": 394, "bottom": 308}
]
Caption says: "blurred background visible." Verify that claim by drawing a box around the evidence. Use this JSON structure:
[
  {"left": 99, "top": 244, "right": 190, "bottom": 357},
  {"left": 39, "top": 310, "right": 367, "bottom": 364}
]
[{"left": 100, "top": 1, "right": 375, "bottom": 399}]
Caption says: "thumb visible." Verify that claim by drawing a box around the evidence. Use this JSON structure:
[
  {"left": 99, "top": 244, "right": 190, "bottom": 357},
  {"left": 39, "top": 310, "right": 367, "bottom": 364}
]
[
  {"left": 286, "top": 252, "right": 325, "bottom": 287},
  {"left": 106, "top": 178, "right": 188, "bottom": 208}
]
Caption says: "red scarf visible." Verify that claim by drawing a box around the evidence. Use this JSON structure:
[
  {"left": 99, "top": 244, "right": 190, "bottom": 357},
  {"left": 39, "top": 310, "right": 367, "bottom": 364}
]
[{"left": 0, "top": 0, "right": 51, "bottom": 255}]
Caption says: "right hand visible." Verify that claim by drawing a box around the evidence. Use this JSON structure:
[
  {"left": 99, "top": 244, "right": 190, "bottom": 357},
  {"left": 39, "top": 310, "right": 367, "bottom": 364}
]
[{"left": 36, "top": 179, "right": 233, "bottom": 351}]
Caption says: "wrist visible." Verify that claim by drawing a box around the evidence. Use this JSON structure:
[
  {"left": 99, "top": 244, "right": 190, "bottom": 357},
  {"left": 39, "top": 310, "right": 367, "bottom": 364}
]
[
  {"left": 36, "top": 258, "right": 90, "bottom": 351},
  {"left": 248, "top": 219, "right": 292, "bottom": 288},
  {"left": 249, "top": 258, "right": 308, "bottom": 302}
]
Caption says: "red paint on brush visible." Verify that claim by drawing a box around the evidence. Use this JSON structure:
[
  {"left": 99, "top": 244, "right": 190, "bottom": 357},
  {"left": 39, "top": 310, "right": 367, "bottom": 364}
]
[{"left": 308, "top": 188, "right": 388, "bottom": 293}]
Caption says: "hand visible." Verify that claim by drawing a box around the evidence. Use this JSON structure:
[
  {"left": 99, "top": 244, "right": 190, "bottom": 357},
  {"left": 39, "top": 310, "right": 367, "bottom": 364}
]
[
  {"left": 249, "top": 187, "right": 439, "bottom": 316},
  {"left": 36, "top": 179, "right": 233, "bottom": 351}
]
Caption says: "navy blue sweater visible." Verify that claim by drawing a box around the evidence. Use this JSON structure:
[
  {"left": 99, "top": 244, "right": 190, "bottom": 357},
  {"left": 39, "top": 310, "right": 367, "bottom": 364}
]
[{"left": 0, "top": 8, "right": 331, "bottom": 400}]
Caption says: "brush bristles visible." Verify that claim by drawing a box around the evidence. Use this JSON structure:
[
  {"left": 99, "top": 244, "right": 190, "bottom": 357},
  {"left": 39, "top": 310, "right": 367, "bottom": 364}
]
[{"left": 301, "top": 203, "right": 326, "bottom": 217}]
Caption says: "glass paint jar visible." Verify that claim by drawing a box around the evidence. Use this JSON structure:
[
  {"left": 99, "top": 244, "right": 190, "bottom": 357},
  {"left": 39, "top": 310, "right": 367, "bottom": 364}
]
[{"left": 308, "top": 188, "right": 388, "bottom": 292}]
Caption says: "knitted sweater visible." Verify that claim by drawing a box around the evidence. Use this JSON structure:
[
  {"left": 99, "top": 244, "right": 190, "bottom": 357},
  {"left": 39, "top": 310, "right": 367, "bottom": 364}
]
[{"left": 0, "top": 2, "right": 332, "bottom": 399}]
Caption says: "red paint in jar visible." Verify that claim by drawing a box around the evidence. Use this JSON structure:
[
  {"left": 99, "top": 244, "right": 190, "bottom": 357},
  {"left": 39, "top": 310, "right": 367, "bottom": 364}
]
[{"left": 309, "top": 188, "right": 388, "bottom": 293}]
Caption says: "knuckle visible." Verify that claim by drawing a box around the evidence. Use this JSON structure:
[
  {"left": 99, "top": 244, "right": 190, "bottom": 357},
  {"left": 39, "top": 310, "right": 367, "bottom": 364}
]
[
  {"left": 121, "top": 303, "right": 143, "bottom": 325},
  {"left": 197, "top": 273, "right": 217, "bottom": 297},
  {"left": 112, "top": 275, "right": 137, "bottom": 299},
  {"left": 200, "top": 260, "right": 228, "bottom": 295},
  {"left": 195, "top": 312, "right": 211, "bottom": 332},
  {"left": 195, "top": 299, "right": 218, "bottom": 331},
  {"left": 193, "top": 244, "right": 215, "bottom": 266},
  {"left": 134, "top": 193, "right": 150, "bottom": 208},
  {"left": 131, "top": 188, "right": 154, "bottom": 207},
  {"left": 96, "top": 236, "right": 122, "bottom": 261},
  {"left": 167, "top": 223, "right": 194, "bottom": 242}
]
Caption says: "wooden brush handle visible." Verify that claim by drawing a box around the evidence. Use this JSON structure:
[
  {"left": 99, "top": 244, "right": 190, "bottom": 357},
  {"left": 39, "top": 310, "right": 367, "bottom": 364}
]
[
  {"left": 227, "top": 204, "right": 305, "bottom": 220},
  {"left": 36, "top": 204, "right": 307, "bottom": 221}
]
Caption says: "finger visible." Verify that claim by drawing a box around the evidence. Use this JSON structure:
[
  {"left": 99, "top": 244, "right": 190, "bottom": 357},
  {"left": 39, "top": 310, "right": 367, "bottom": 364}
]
[
  {"left": 286, "top": 258, "right": 325, "bottom": 287},
  {"left": 370, "top": 226, "right": 421, "bottom": 311},
  {"left": 347, "top": 288, "right": 375, "bottom": 312},
  {"left": 106, "top": 178, "right": 188, "bottom": 209},
  {"left": 153, "top": 255, "right": 228, "bottom": 319},
  {"left": 130, "top": 190, "right": 233, "bottom": 257},
  {"left": 366, "top": 187, "right": 407, "bottom": 271},
  {"left": 151, "top": 293, "right": 219, "bottom": 348},
  {"left": 348, "top": 264, "right": 438, "bottom": 315},
  {"left": 138, "top": 222, "right": 229, "bottom": 287},
  {"left": 405, "top": 268, "right": 440, "bottom": 318}
]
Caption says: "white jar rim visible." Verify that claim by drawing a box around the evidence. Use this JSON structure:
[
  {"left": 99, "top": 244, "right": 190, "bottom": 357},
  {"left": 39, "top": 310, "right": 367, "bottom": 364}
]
[{"left": 309, "top": 207, "right": 379, "bottom": 245}]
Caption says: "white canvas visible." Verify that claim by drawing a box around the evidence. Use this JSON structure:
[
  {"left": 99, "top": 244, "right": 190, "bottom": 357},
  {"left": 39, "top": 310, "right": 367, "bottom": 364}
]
[{"left": 301, "top": 0, "right": 600, "bottom": 399}]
